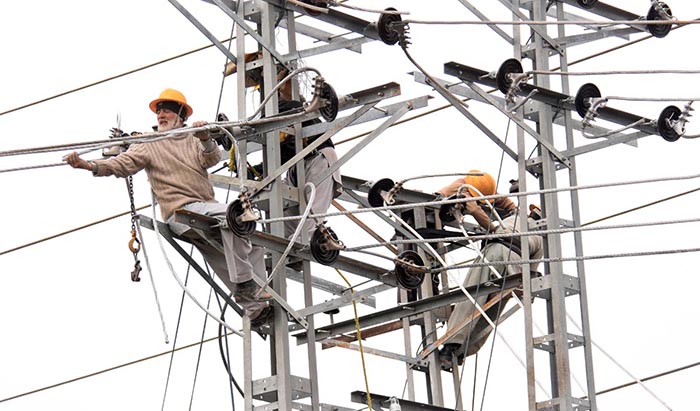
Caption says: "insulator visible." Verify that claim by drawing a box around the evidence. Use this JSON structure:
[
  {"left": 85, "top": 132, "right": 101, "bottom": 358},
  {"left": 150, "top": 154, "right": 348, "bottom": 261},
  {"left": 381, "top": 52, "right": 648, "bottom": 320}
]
[{"left": 646, "top": 2, "right": 673, "bottom": 38}]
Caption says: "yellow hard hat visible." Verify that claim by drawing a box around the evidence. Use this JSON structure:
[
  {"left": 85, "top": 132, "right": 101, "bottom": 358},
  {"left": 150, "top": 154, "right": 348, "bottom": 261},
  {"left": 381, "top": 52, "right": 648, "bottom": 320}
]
[
  {"left": 463, "top": 170, "right": 496, "bottom": 201},
  {"left": 149, "top": 88, "right": 193, "bottom": 119}
]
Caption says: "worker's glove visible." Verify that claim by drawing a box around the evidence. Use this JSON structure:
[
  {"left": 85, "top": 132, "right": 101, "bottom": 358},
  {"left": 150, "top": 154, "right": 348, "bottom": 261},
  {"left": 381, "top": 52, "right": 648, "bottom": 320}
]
[
  {"left": 110, "top": 127, "right": 129, "bottom": 138},
  {"left": 247, "top": 163, "right": 264, "bottom": 181}
]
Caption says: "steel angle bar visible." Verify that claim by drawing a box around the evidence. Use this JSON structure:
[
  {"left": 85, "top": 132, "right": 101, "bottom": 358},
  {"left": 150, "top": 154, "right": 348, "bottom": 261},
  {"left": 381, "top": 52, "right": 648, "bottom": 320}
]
[
  {"left": 279, "top": 20, "right": 364, "bottom": 54},
  {"left": 456, "top": 0, "right": 513, "bottom": 44},
  {"left": 340, "top": 189, "right": 430, "bottom": 247},
  {"left": 313, "top": 104, "right": 412, "bottom": 187},
  {"left": 253, "top": 103, "right": 376, "bottom": 197},
  {"left": 417, "top": 289, "right": 512, "bottom": 360},
  {"left": 351, "top": 391, "right": 455, "bottom": 411},
  {"left": 341, "top": 175, "right": 437, "bottom": 205},
  {"left": 494, "top": 0, "right": 564, "bottom": 55},
  {"left": 323, "top": 338, "right": 427, "bottom": 367},
  {"left": 283, "top": 36, "right": 371, "bottom": 61},
  {"left": 412, "top": 71, "right": 500, "bottom": 107},
  {"left": 302, "top": 95, "right": 429, "bottom": 138},
  {"left": 462, "top": 80, "right": 572, "bottom": 169},
  {"left": 137, "top": 215, "right": 244, "bottom": 316},
  {"left": 543, "top": 6, "right": 632, "bottom": 39},
  {"left": 209, "top": 0, "right": 289, "bottom": 68},
  {"left": 557, "top": 27, "right": 637, "bottom": 47},
  {"left": 294, "top": 274, "right": 523, "bottom": 344},
  {"left": 265, "top": 0, "right": 381, "bottom": 41},
  {"left": 168, "top": 0, "right": 238, "bottom": 64},
  {"left": 251, "top": 231, "right": 396, "bottom": 287},
  {"left": 416, "top": 68, "right": 519, "bottom": 162},
  {"left": 240, "top": 82, "right": 402, "bottom": 144},
  {"left": 444, "top": 61, "right": 660, "bottom": 136},
  {"left": 557, "top": 0, "right": 651, "bottom": 34},
  {"left": 286, "top": 269, "right": 379, "bottom": 309},
  {"left": 296, "top": 284, "right": 391, "bottom": 317},
  {"left": 166, "top": 211, "right": 309, "bottom": 327},
  {"left": 498, "top": 0, "right": 564, "bottom": 55},
  {"left": 559, "top": 130, "right": 651, "bottom": 158}
]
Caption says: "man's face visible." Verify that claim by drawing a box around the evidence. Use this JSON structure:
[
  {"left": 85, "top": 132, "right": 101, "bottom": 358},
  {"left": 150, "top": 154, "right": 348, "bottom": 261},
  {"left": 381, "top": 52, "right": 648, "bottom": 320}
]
[{"left": 156, "top": 106, "right": 184, "bottom": 131}]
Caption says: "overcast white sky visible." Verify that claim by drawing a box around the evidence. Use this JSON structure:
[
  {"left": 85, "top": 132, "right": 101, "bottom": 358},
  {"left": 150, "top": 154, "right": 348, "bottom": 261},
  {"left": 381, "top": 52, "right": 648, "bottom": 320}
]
[{"left": 2, "top": 1, "right": 700, "bottom": 410}]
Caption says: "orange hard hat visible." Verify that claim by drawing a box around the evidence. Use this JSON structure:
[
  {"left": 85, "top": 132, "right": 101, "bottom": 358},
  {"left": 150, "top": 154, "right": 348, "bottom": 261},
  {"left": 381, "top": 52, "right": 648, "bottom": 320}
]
[
  {"left": 463, "top": 170, "right": 496, "bottom": 201},
  {"left": 149, "top": 88, "right": 193, "bottom": 119}
]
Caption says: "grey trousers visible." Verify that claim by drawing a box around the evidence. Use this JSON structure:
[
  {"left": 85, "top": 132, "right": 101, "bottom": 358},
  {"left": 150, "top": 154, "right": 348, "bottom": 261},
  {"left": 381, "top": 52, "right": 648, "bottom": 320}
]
[
  {"left": 444, "top": 215, "right": 544, "bottom": 355},
  {"left": 167, "top": 201, "right": 267, "bottom": 316},
  {"left": 284, "top": 147, "right": 342, "bottom": 243}
]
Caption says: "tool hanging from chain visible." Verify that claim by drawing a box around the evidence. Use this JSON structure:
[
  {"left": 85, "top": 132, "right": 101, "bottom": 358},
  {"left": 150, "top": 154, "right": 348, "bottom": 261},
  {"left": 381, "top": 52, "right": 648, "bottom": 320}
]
[{"left": 126, "top": 175, "right": 142, "bottom": 282}]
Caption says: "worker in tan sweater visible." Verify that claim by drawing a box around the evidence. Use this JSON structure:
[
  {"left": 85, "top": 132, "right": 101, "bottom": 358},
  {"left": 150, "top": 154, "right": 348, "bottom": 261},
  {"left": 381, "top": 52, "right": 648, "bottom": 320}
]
[{"left": 65, "top": 88, "right": 273, "bottom": 327}]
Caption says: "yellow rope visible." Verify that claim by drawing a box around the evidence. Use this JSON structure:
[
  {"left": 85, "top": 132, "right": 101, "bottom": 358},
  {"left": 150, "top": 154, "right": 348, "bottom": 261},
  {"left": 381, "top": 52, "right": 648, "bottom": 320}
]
[
  {"left": 227, "top": 146, "right": 236, "bottom": 172},
  {"left": 335, "top": 268, "right": 373, "bottom": 411}
]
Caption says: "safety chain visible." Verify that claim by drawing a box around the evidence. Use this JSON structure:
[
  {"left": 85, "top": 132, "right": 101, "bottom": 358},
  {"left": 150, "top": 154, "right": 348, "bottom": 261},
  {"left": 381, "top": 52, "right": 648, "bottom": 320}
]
[{"left": 126, "top": 175, "right": 142, "bottom": 282}]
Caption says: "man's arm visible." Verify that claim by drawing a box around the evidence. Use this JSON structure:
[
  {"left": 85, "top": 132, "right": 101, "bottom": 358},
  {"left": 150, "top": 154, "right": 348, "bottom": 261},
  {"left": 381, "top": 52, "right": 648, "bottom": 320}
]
[{"left": 65, "top": 152, "right": 97, "bottom": 174}]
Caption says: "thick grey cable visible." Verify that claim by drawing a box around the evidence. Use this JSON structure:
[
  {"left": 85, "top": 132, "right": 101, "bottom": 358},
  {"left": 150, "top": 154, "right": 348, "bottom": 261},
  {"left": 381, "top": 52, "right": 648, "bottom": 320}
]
[
  {"left": 260, "top": 171, "right": 700, "bottom": 223},
  {"left": 135, "top": 211, "right": 170, "bottom": 344},
  {"left": 150, "top": 193, "right": 243, "bottom": 337}
]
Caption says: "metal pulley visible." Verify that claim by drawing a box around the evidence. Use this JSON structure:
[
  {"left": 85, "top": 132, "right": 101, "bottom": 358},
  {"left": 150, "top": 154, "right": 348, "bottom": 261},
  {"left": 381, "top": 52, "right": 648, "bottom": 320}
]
[
  {"left": 393, "top": 250, "right": 427, "bottom": 290},
  {"left": 495, "top": 58, "right": 524, "bottom": 95},
  {"left": 367, "top": 178, "right": 397, "bottom": 208},
  {"left": 657, "top": 105, "right": 682, "bottom": 142},
  {"left": 574, "top": 83, "right": 602, "bottom": 118},
  {"left": 646, "top": 2, "right": 673, "bottom": 38},
  {"left": 310, "top": 224, "right": 344, "bottom": 266},
  {"left": 225, "top": 194, "right": 258, "bottom": 237},
  {"left": 576, "top": 0, "right": 597, "bottom": 9},
  {"left": 318, "top": 82, "right": 339, "bottom": 122},
  {"left": 377, "top": 7, "right": 402, "bottom": 45}
]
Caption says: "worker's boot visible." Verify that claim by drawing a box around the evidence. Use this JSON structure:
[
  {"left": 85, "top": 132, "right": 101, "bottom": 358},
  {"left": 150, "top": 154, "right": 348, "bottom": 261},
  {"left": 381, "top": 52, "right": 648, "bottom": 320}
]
[
  {"left": 235, "top": 279, "right": 273, "bottom": 302},
  {"left": 438, "top": 343, "right": 463, "bottom": 371}
]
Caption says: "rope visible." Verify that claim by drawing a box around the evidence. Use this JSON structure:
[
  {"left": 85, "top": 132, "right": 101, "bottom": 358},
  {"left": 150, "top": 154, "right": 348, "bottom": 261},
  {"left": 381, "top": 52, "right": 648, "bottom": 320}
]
[{"left": 335, "top": 268, "right": 373, "bottom": 411}]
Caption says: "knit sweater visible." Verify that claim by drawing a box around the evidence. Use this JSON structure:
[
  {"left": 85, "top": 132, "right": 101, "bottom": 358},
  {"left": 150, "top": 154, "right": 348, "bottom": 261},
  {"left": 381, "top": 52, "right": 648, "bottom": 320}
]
[{"left": 93, "top": 133, "right": 221, "bottom": 220}]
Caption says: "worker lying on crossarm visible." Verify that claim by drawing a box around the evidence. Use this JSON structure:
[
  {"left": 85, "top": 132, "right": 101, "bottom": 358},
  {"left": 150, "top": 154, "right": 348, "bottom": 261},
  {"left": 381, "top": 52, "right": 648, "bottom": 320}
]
[{"left": 435, "top": 171, "right": 544, "bottom": 368}]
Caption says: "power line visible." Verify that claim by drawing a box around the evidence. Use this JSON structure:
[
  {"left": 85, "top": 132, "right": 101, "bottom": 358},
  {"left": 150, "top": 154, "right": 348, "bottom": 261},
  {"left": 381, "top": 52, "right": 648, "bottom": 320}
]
[
  {"left": 0, "top": 333, "right": 237, "bottom": 404},
  {"left": 593, "top": 361, "right": 700, "bottom": 397},
  {"left": 0, "top": 37, "right": 235, "bottom": 118},
  {"left": 0, "top": 205, "right": 149, "bottom": 258}
]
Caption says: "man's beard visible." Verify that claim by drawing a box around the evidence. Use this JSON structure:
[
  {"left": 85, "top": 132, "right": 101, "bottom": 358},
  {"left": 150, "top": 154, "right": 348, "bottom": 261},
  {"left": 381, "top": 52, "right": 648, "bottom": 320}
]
[{"left": 158, "top": 119, "right": 179, "bottom": 132}]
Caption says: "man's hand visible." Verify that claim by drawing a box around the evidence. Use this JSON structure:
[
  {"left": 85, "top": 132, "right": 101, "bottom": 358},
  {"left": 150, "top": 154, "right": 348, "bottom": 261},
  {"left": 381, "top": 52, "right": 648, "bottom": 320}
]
[
  {"left": 64, "top": 152, "right": 92, "bottom": 171},
  {"left": 192, "top": 120, "right": 210, "bottom": 141}
]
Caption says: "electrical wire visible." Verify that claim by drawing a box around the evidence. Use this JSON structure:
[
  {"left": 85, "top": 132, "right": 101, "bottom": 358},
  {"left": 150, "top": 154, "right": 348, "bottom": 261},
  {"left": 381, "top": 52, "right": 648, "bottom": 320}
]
[
  {"left": 0, "top": 205, "right": 149, "bottom": 257},
  {"left": 398, "top": 18, "right": 695, "bottom": 27},
  {"left": 0, "top": 36, "right": 235, "bottom": 118},
  {"left": 0, "top": 333, "right": 237, "bottom": 404},
  {"left": 161, "top": 246, "right": 196, "bottom": 411}
]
